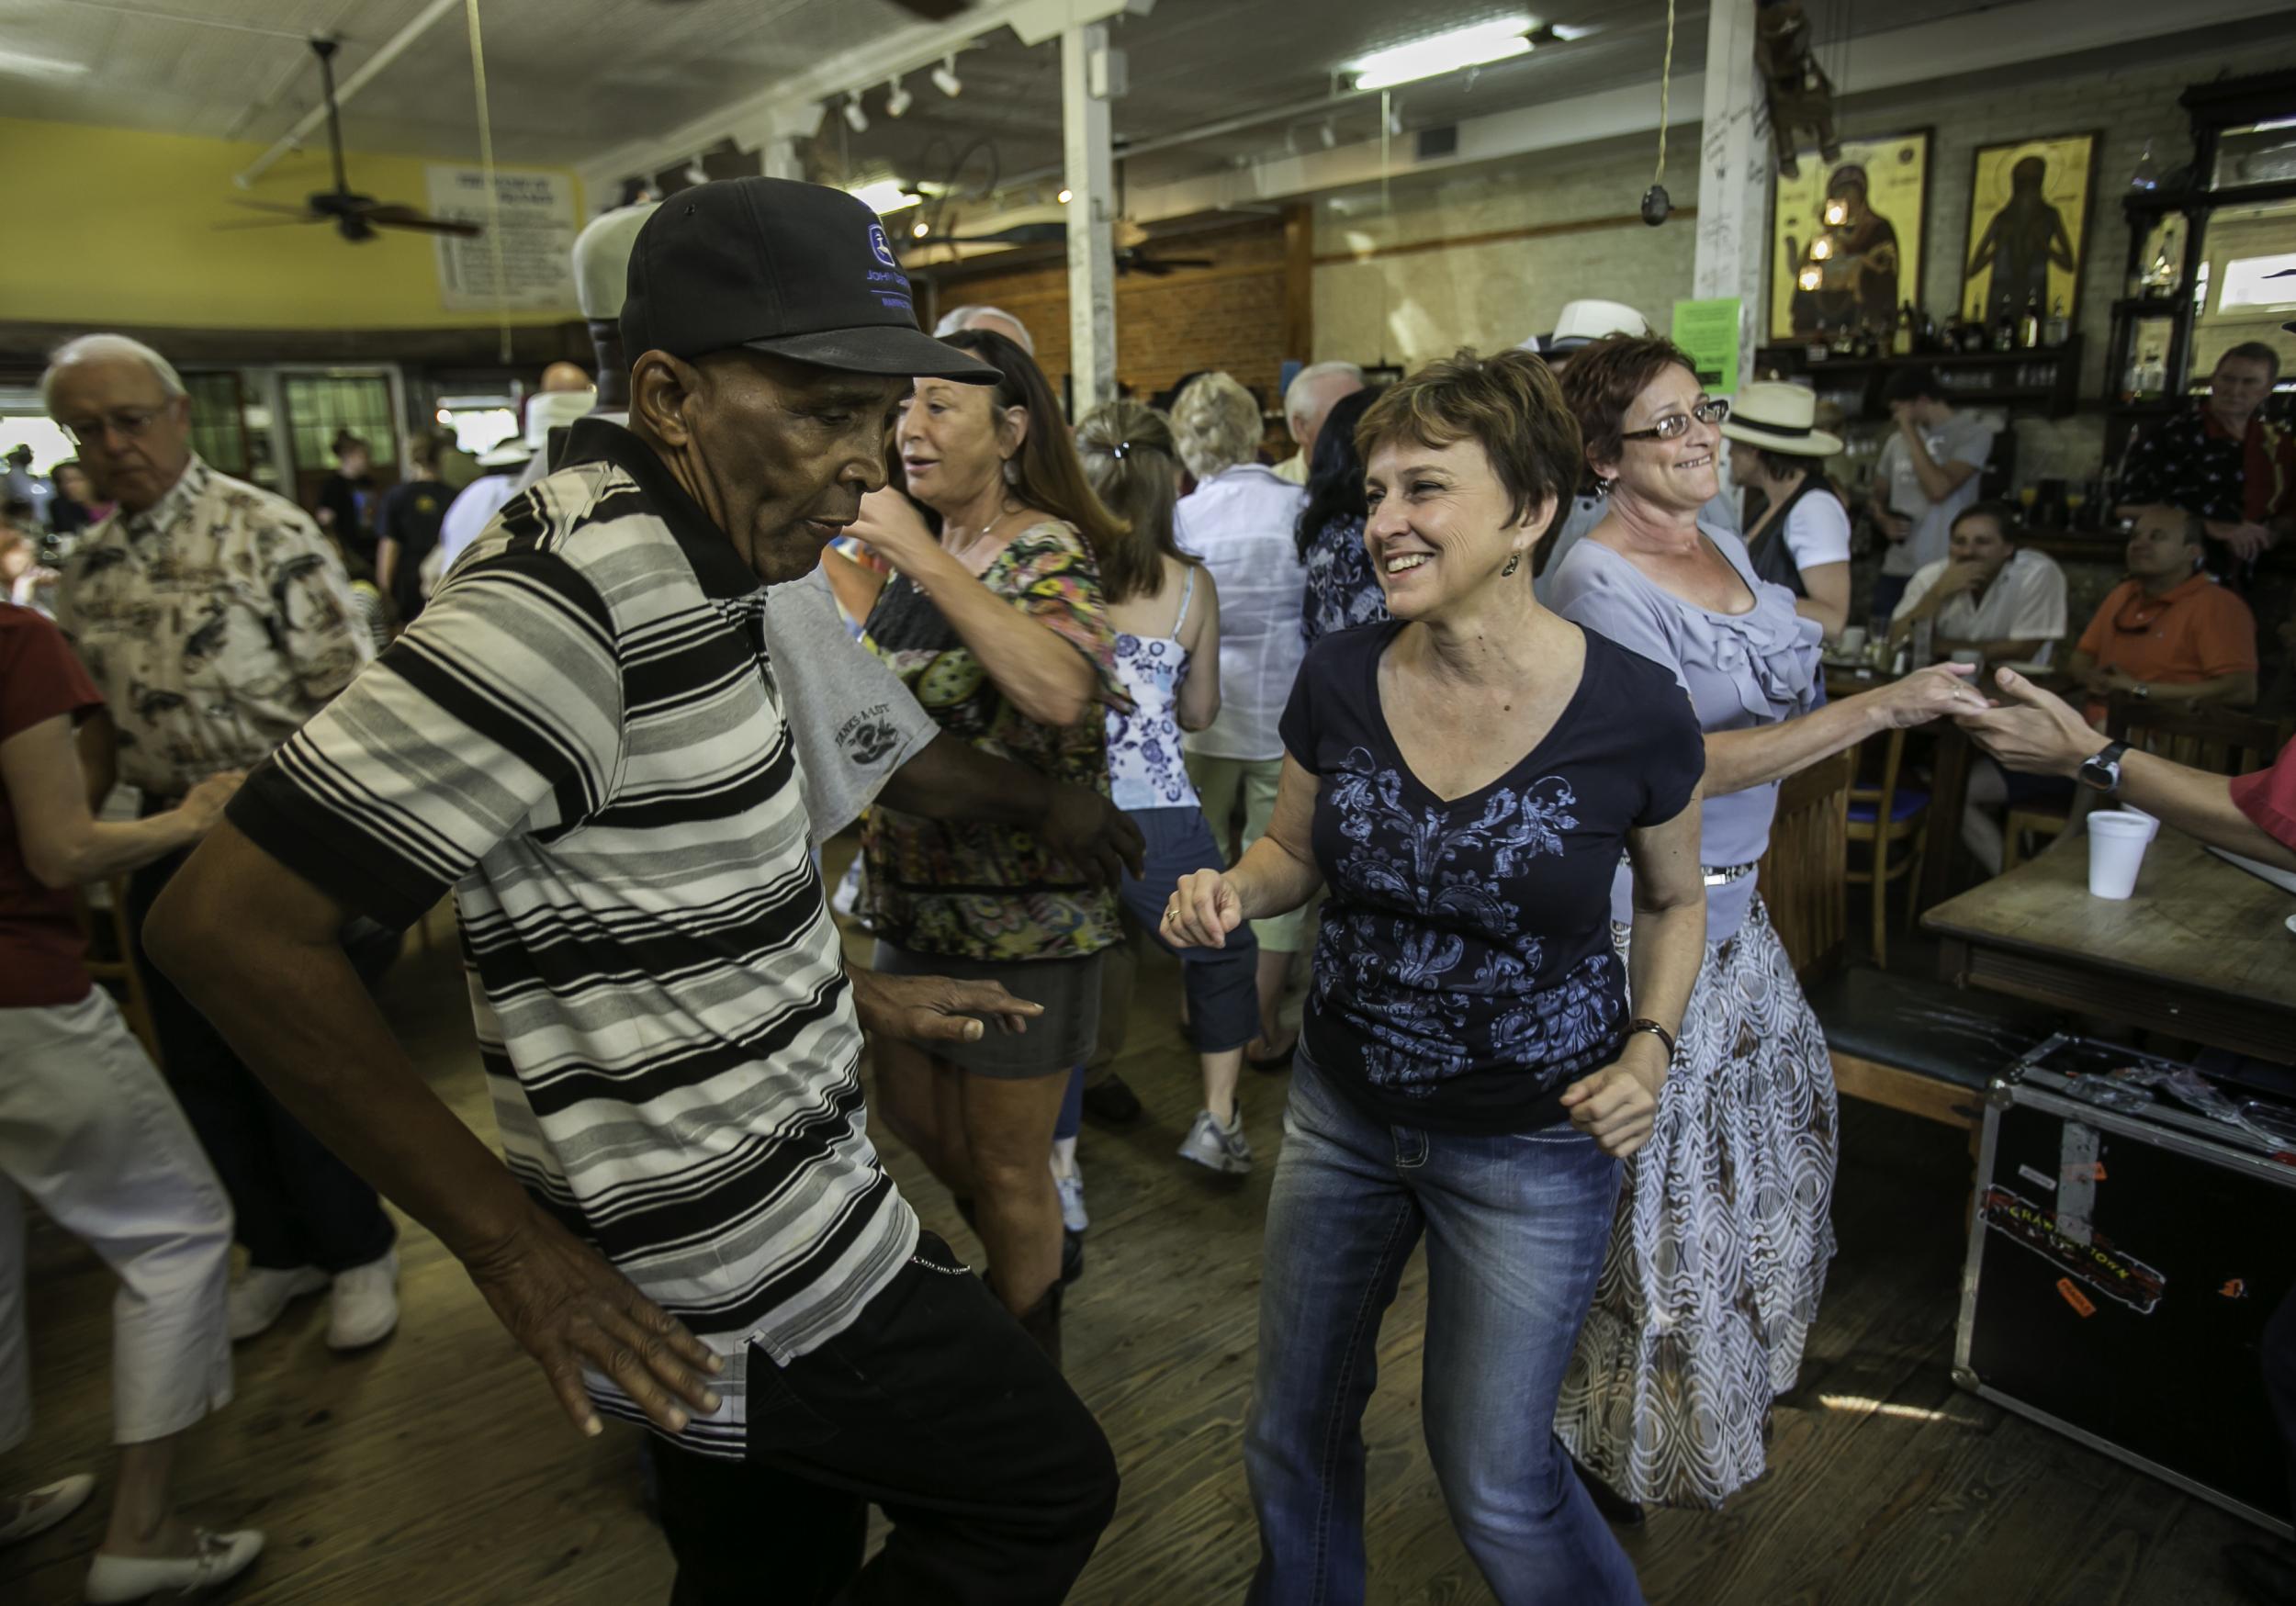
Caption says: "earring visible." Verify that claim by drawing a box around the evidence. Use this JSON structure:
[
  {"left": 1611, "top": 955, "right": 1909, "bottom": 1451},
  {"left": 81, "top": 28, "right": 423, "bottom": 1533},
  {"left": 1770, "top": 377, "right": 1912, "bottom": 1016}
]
[
  {"left": 1502, "top": 551, "right": 1522, "bottom": 577},
  {"left": 1003, "top": 458, "right": 1020, "bottom": 486},
  {"left": 1595, "top": 477, "right": 1616, "bottom": 498}
]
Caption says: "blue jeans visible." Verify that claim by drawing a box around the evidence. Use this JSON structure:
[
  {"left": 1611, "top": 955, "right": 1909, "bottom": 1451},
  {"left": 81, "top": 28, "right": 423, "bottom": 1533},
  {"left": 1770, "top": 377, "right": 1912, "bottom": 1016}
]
[{"left": 1245, "top": 1056, "right": 1640, "bottom": 1606}]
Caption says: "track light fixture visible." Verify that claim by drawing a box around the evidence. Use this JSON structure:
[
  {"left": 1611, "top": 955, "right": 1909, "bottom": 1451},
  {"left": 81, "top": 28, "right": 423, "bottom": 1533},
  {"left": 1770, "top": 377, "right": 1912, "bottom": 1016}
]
[
  {"left": 884, "top": 75, "right": 911, "bottom": 118},
  {"left": 931, "top": 54, "right": 962, "bottom": 97},
  {"left": 842, "top": 95, "right": 868, "bottom": 133}
]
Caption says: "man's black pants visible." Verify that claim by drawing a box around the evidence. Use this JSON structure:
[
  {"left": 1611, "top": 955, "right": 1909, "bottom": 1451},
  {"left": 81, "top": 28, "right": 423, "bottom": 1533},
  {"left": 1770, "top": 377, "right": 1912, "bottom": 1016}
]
[
  {"left": 651, "top": 1231, "right": 1118, "bottom": 1605},
  {"left": 127, "top": 848, "right": 397, "bottom": 1274}
]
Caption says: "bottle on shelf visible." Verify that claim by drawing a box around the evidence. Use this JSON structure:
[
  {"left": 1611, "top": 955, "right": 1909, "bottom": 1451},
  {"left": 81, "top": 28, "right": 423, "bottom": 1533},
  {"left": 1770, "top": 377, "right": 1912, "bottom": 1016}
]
[
  {"left": 2043, "top": 297, "right": 2070, "bottom": 348},
  {"left": 2018, "top": 292, "right": 2042, "bottom": 351},
  {"left": 1991, "top": 309, "right": 2017, "bottom": 353},
  {"left": 1892, "top": 303, "right": 1916, "bottom": 356},
  {"left": 1919, "top": 308, "right": 1939, "bottom": 351},
  {"left": 1963, "top": 315, "right": 1990, "bottom": 354}
]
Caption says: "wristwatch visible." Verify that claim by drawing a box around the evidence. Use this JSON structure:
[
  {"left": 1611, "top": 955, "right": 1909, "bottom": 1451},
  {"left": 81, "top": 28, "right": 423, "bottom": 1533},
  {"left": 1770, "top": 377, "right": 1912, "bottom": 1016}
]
[{"left": 2077, "top": 740, "right": 2130, "bottom": 793}]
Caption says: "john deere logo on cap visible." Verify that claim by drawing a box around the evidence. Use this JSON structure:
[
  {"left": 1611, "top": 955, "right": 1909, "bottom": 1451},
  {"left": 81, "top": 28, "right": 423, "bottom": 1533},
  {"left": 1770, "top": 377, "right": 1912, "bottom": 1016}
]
[{"left": 868, "top": 224, "right": 896, "bottom": 267}]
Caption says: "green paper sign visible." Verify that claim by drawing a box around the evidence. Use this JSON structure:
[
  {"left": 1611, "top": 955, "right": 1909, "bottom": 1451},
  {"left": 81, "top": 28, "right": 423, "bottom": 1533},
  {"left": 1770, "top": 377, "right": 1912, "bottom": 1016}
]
[{"left": 1671, "top": 298, "right": 1742, "bottom": 396}]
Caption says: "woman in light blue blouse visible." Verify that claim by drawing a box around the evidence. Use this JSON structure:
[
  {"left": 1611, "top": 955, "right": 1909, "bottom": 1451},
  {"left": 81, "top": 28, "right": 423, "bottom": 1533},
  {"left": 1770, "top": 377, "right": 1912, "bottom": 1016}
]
[{"left": 1546, "top": 335, "right": 1988, "bottom": 1514}]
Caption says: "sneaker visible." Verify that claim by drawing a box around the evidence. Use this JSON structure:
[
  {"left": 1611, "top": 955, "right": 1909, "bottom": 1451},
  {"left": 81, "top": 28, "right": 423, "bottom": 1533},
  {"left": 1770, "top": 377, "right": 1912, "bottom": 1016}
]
[
  {"left": 0, "top": 1474, "right": 93, "bottom": 1547},
  {"left": 1080, "top": 1073, "right": 1143, "bottom": 1129},
  {"left": 227, "top": 1265, "right": 328, "bottom": 1341},
  {"left": 85, "top": 1528, "right": 264, "bottom": 1603},
  {"left": 1177, "top": 1109, "right": 1252, "bottom": 1176},
  {"left": 1054, "top": 1167, "right": 1089, "bottom": 1234},
  {"left": 326, "top": 1249, "right": 400, "bottom": 1351}
]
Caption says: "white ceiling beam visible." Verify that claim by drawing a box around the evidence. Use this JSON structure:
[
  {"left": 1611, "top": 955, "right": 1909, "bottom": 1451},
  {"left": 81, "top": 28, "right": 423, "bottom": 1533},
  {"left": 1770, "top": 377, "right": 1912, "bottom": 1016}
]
[
  {"left": 234, "top": 0, "right": 465, "bottom": 188},
  {"left": 1120, "top": 0, "right": 2294, "bottom": 226},
  {"left": 573, "top": 0, "right": 1142, "bottom": 195}
]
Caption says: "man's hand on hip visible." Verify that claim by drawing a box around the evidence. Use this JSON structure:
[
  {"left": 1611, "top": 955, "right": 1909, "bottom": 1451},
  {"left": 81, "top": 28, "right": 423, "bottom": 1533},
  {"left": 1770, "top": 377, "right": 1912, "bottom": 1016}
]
[{"left": 460, "top": 1204, "right": 725, "bottom": 1439}]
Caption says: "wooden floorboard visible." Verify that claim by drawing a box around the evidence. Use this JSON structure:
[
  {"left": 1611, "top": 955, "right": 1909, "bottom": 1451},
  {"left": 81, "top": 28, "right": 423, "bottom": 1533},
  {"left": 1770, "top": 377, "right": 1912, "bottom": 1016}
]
[{"left": 1, "top": 899, "right": 2264, "bottom": 1605}]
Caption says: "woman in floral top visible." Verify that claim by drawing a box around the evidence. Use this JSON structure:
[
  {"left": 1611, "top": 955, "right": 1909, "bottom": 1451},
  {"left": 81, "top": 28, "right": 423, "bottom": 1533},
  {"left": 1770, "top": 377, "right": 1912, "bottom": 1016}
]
[
  {"left": 1296, "top": 385, "right": 1389, "bottom": 646},
  {"left": 849, "top": 329, "right": 1125, "bottom": 1363}
]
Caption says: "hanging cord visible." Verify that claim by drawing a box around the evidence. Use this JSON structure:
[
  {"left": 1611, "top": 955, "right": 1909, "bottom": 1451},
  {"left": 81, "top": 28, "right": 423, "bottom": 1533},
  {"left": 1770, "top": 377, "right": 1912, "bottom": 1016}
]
[
  {"left": 1654, "top": 0, "right": 1676, "bottom": 188},
  {"left": 465, "top": 0, "right": 512, "bottom": 363}
]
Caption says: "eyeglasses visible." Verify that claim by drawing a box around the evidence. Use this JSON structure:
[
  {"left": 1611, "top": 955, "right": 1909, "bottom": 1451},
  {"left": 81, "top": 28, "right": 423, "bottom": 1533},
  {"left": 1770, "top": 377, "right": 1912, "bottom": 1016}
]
[
  {"left": 1621, "top": 398, "right": 1730, "bottom": 443},
  {"left": 59, "top": 407, "right": 164, "bottom": 448}
]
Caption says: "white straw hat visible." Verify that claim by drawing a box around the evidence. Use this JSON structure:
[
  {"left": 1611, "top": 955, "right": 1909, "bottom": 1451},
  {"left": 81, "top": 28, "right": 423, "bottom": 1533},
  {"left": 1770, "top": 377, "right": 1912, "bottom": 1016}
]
[
  {"left": 1719, "top": 381, "right": 1842, "bottom": 456},
  {"left": 1537, "top": 298, "right": 1651, "bottom": 354}
]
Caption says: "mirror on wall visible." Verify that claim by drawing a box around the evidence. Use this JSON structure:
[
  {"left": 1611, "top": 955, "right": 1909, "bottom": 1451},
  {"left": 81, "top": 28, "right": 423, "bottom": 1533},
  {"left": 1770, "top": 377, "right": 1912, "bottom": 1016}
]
[{"left": 2183, "top": 197, "right": 2296, "bottom": 394}]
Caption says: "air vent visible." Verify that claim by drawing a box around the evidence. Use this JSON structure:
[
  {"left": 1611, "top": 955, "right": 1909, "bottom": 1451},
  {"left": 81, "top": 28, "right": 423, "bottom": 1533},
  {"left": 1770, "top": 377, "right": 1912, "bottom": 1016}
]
[{"left": 1415, "top": 125, "right": 1460, "bottom": 162}]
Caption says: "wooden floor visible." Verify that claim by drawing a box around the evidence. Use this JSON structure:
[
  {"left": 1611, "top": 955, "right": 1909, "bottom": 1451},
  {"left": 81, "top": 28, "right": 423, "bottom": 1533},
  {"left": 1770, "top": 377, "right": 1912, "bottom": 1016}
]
[{"left": 2, "top": 915, "right": 2261, "bottom": 1603}]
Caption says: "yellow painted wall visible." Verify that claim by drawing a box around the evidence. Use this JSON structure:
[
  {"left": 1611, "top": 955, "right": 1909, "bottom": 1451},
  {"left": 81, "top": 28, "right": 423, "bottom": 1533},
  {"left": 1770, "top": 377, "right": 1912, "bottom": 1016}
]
[{"left": 0, "top": 116, "right": 581, "bottom": 329}]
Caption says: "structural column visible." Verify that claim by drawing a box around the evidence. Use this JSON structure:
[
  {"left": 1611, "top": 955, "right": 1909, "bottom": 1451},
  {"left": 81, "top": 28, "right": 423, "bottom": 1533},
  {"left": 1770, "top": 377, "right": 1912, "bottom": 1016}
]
[
  {"left": 1691, "top": 0, "right": 1769, "bottom": 391},
  {"left": 1062, "top": 21, "right": 1119, "bottom": 418}
]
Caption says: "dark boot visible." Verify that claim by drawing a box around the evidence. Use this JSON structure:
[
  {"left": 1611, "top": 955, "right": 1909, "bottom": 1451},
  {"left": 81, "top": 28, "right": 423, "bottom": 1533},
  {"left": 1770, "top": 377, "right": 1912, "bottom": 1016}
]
[{"left": 1018, "top": 1281, "right": 1064, "bottom": 1368}]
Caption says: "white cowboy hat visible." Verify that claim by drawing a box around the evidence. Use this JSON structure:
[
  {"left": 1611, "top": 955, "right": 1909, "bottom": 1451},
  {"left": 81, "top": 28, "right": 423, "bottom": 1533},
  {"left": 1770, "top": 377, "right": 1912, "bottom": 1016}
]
[
  {"left": 1720, "top": 381, "right": 1842, "bottom": 456},
  {"left": 1536, "top": 299, "right": 1651, "bottom": 355}
]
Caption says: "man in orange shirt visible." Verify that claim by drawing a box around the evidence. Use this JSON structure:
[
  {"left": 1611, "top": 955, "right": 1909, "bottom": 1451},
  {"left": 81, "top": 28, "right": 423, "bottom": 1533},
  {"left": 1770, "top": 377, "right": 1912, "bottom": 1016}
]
[{"left": 2067, "top": 505, "right": 2257, "bottom": 723}]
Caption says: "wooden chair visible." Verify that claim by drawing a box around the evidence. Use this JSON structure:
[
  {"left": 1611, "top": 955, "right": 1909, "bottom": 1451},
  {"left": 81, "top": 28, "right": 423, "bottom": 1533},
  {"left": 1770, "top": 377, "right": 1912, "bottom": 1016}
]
[
  {"left": 1755, "top": 748, "right": 1857, "bottom": 984},
  {"left": 72, "top": 877, "right": 161, "bottom": 1069},
  {"left": 2105, "top": 698, "right": 2294, "bottom": 777},
  {"left": 1844, "top": 727, "right": 1929, "bottom": 970},
  {"left": 1772, "top": 747, "right": 2065, "bottom": 1140},
  {"left": 2000, "top": 803, "right": 2067, "bottom": 871}
]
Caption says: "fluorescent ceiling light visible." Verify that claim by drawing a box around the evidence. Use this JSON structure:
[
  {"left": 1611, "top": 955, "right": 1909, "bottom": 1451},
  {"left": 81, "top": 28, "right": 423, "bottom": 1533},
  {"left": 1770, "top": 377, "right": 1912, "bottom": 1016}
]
[
  {"left": 0, "top": 49, "right": 91, "bottom": 81},
  {"left": 849, "top": 181, "right": 920, "bottom": 214},
  {"left": 1349, "top": 18, "right": 1532, "bottom": 91}
]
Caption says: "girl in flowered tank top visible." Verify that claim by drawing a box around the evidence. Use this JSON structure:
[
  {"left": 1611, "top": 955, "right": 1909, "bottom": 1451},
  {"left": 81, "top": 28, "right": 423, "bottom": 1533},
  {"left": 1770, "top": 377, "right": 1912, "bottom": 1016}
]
[{"left": 1076, "top": 402, "right": 1265, "bottom": 1177}]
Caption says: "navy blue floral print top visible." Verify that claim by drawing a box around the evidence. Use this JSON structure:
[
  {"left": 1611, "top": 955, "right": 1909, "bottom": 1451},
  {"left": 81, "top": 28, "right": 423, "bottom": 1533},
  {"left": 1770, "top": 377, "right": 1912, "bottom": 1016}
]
[
  {"left": 1300, "top": 514, "right": 1387, "bottom": 646},
  {"left": 1279, "top": 622, "right": 1704, "bottom": 1131}
]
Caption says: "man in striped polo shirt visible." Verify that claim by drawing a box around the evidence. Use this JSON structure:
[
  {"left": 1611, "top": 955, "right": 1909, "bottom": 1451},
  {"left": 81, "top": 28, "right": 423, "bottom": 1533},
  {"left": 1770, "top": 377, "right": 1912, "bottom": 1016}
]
[{"left": 145, "top": 178, "right": 1117, "bottom": 1603}]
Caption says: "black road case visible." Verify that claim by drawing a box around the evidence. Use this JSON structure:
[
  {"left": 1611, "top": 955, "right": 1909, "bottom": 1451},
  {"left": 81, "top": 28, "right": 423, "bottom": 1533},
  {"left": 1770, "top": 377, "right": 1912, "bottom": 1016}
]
[{"left": 1955, "top": 1035, "right": 2296, "bottom": 1536}]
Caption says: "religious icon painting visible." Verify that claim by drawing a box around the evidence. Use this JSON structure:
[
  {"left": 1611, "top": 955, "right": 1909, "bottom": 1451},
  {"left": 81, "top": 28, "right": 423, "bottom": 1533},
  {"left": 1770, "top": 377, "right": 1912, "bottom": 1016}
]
[
  {"left": 1960, "top": 131, "right": 2101, "bottom": 330},
  {"left": 1771, "top": 130, "right": 1932, "bottom": 342}
]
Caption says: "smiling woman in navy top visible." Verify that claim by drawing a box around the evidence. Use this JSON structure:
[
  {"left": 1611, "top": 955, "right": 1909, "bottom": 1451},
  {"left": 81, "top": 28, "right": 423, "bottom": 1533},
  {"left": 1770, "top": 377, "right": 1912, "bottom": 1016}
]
[{"left": 1166, "top": 347, "right": 1706, "bottom": 1605}]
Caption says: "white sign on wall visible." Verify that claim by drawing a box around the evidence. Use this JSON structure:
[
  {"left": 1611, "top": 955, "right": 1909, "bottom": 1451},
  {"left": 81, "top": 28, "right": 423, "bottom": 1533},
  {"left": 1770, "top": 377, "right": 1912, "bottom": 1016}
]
[{"left": 424, "top": 165, "right": 580, "bottom": 313}]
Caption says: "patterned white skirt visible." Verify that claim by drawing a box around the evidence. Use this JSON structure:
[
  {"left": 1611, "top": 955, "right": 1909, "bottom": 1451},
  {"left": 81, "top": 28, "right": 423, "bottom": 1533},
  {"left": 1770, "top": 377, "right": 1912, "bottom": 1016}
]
[{"left": 1553, "top": 897, "right": 1839, "bottom": 1509}]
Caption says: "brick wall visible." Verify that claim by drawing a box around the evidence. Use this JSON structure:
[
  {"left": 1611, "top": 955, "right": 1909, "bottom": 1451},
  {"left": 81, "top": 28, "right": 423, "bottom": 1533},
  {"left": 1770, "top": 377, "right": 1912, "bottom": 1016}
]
[
  {"left": 1310, "top": 35, "right": 2296, "bottom": 473},
  {"left": 920, "top": 217, "right": 1290, "bottom": 416},
  {"left": 1311, "top": 133, "right": 1697, "bottom": 371},
  {"left": 1840, "top": 39, "right": 2296, "bottom": 396}
]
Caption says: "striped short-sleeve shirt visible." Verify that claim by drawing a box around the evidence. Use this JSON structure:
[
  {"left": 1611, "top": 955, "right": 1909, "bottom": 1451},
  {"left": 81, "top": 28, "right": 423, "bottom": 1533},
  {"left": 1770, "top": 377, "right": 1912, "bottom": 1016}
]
[{"left": 230, "top": 419, "right": 917, "bottom": 1457}]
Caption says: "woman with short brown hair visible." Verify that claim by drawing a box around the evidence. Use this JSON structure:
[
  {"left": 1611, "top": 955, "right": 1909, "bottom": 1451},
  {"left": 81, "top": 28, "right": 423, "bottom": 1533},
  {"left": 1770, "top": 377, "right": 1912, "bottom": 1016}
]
[
  {"left": 1547, "top": 334, "right": 1987, "bottom": 1512},
  {"left": 1169, "top": 347, "right": 1708, "bottom": 1600}
]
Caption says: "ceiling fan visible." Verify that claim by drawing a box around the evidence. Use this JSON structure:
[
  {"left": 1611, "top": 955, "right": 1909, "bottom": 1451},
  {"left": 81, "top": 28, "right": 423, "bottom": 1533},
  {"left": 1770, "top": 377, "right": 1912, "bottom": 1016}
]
[{"left": 219, "top": 39, "right": 481, "bottom": 244}]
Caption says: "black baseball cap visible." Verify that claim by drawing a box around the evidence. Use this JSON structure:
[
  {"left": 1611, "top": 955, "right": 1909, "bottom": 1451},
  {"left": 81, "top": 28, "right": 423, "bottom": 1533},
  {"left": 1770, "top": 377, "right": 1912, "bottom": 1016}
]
[{"left": 621, "top": 177, "right": 1000, "bottom": 383}]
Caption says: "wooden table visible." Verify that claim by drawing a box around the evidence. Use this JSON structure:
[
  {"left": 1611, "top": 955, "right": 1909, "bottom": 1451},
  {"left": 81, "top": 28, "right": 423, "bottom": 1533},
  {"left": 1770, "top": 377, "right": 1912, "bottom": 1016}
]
[
  {"left": 1923, "top": 827, "right": 2296, "bottom": 1063},
  {"left": 1823, "top": 660, "right": 1975, "bottom": 914}
]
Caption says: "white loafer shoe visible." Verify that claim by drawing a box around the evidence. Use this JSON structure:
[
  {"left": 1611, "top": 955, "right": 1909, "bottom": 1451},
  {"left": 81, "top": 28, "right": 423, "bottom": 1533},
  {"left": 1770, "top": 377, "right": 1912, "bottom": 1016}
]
[
  {"left": 0, "top": 1473, "right": 94, "bottom": 1547},
  {"left": 84, "top": 1527, "right": 264, "bottom": 1602}
]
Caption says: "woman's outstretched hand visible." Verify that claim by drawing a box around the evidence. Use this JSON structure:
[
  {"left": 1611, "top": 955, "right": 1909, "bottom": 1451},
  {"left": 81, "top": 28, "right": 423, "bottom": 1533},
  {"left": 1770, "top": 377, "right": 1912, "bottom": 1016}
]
[{"left": 1165, "top": 869, "right": 1245, "bottom": 949}]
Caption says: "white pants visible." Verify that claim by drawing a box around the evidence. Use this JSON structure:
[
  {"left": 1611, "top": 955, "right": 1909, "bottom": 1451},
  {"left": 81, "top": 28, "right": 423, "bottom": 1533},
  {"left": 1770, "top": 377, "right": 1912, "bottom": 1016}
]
[{"left": 0, "top": 988, "right": 234, "bottom": 1452}]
